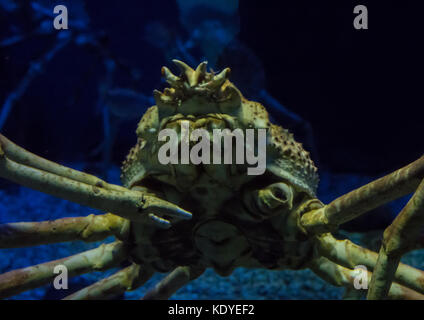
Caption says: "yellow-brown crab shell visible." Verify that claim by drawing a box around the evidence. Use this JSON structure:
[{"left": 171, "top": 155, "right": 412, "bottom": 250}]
[{"left": 121, "top": 60, "right": 319, "bottom": 199}]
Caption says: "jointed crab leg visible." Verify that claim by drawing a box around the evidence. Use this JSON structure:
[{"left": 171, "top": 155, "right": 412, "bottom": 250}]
[
  {"left": 0, "top": 213, "right": 129, "bottom": 248},
  {"left": 301, "top": 156, "right": 424, "bottom": 234},
  {"left": 309, "top": 257, "right": 424, "bottom": 300},
  {"left": 0, "top": 135, "right": 192, "bottom": 224},
  {"left": 367, "top": 178, "right": 424, "bottom": 299},
  {"left": 142, "top": 265, "right": 205, "bottom": 300},
  {"left": 316, "top": 233, "right": 424, "bottom": 295},
  {"left": 0, "top": 241, "right": 128, "bottom": 299},
  {"left": 64, "top": 264, "right": 154, "bottom": 300},
  {"left": 0, "top": 134, "right": 125, "bottom": 193}
]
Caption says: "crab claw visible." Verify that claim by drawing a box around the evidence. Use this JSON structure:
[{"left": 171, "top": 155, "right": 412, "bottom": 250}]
[
  {"left": 142, "top": 194, "right": 192, "bottom": 221},
  {"left": 145, "top": 196, "right": 193, "bottom": 228}
]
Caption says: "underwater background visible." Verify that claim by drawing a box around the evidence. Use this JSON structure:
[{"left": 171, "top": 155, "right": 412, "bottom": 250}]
[{"left": 0, "top": 0, "right": 422, "bottom": 299}]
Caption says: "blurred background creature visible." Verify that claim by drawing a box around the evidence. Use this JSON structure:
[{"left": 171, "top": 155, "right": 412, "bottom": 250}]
[{"left": 176, "top": 0, "right": 240, "bottom": 68}]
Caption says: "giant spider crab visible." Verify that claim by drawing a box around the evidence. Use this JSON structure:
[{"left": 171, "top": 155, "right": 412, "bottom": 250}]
[{"left": 0, "top": 60, "right": 423, "bottom": 300}]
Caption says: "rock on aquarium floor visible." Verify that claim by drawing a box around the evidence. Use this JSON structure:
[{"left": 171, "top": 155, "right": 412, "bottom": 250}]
[{"left": 0, "top": 163, "right": 423, "bottom": 300}]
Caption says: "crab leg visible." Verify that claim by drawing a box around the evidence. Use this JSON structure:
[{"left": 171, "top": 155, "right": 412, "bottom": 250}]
[
  {"left": 0, "top": 135, "right": 192, "bottom": 225},
  {"left": 309, "top": 257, "right": 424, "bottom": 300},
  {"left": 0, "top": 241, "right": 128, "bottom": 299},
  {"left": 316, "top": 233, "right": 424, "bottom": 295},
  {"left": 367, "top": 178, "right": 424, "bottom": 299},
  {"left": 64, "top": 264, "right": 154, "bottom": 300},
  {"left": 142, "top": 265, "right": 205, "bottom": 300},
  {"left": 0, "top": 213, "right": 129, "bottom": 248},
  {"left": 0, "top": 134, "right": 125, "bottom": 193},
  {"left": 301, "top": 156, "right": 424, "bottom": 234}
]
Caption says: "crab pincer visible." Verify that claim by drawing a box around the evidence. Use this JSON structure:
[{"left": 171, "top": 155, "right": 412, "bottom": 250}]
[{"left": 141, "top": 194, "right": 192, "bottom": 229}]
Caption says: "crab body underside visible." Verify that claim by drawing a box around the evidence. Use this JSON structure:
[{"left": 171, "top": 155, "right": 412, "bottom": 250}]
[{"left": 0, "top": 60, "right": 423, "bottom": 300}]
